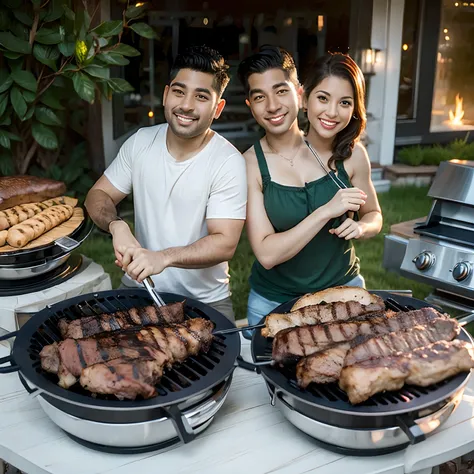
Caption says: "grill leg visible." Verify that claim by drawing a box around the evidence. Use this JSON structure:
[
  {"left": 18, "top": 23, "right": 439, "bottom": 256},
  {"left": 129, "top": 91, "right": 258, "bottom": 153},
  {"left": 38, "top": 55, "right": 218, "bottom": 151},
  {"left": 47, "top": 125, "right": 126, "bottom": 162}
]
[{"left": 0, "top": 460, "right": 4, "bottom": 474}]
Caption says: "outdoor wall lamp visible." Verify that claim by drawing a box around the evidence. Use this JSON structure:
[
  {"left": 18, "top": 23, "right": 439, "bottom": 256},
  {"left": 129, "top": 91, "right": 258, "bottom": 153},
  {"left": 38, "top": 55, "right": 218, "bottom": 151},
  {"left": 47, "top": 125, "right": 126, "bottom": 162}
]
[{"left": 360, "top": 48, "right": 380, "bottom": 75}]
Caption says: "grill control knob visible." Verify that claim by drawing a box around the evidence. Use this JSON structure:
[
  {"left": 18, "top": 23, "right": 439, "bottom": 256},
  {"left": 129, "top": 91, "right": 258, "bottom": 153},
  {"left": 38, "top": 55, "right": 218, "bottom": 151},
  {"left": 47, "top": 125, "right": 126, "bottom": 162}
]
[
  {"left": 452, "top": 262, "right": 473, "bottom": 282},
  {"left": 412, "top": 251, "right": 436, "bottom": 271}
]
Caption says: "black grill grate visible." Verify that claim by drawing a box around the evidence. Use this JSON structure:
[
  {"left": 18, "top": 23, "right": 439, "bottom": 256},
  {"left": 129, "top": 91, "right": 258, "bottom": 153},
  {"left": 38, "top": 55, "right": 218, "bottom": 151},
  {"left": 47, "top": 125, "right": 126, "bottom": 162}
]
[
  {"left": 251, "top": 291, "right": 472, "bottom": 422},
  {"left": 12, "top": 289, "right": 240, "bottom": 410}
]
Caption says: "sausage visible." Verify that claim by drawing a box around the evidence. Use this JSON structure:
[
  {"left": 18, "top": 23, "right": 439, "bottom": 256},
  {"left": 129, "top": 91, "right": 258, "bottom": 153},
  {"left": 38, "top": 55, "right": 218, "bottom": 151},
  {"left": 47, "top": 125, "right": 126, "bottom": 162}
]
[
  {"left": 7, "top": 204, "right": 74, "bottom": 248},
  {"left": 0, "top": 196, "right": 70, "bottom": 230}
]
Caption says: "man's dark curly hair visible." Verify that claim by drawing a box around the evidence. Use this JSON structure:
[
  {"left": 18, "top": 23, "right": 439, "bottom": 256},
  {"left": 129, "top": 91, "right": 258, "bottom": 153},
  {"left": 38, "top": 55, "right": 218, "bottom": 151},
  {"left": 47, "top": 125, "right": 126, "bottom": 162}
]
[{"left": 169, "top": 45, "right": 230, "bottom": 97}]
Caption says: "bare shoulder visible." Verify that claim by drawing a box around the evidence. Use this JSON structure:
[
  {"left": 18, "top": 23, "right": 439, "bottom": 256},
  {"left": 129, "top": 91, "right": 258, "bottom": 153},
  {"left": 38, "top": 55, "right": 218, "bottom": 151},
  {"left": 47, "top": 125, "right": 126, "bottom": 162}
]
[
  {"left": 345, "top": 142, "right": 371, "bottom": 178},
  {"left": 243, "top": 145, "right": 263, "bottom": 187},
  {"left": 243, "top": 145, "right": 257, "bottom": 164}
]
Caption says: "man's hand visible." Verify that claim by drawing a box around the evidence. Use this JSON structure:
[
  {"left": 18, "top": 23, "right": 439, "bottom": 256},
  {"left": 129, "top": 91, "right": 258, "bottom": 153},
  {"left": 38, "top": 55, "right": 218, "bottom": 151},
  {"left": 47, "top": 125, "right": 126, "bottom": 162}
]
[
  {"left": 329, "top": 218, "right": 365, "bottom": 240},
  {"left": 120, "top": 247, "right": 170, "bottom": 283},
  {"left": 109, "top": 220, "right": 141, "bottom": 267}
]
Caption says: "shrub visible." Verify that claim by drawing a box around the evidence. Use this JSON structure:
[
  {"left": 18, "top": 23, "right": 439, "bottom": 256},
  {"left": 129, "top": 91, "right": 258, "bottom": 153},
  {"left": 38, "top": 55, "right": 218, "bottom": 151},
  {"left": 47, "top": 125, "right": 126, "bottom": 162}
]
[
  {"left": 397, "top": 146, "right": 424, "bottom": 166},
  {"left": 423, "top": 145, "right": 453, "bottom": 166}
]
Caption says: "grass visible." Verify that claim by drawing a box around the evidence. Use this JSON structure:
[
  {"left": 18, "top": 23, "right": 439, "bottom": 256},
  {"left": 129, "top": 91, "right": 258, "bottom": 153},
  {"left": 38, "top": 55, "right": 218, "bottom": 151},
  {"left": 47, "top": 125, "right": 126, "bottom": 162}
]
[{"left": 77, "top": 185, "right": 433, "bottom": 320}]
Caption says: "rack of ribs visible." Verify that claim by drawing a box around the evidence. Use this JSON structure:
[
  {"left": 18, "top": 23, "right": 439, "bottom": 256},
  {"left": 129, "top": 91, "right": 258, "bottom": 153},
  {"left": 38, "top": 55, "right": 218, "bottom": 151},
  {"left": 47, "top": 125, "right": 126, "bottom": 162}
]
[
  {"left": 58, "top": 302, "right": 185, "bottom": 339},
  {"left": 40, "top": 317, "right": 214, "bottom": 389},
  {"left": 261, "top": 296, "right": 385, "bottom": 338},
  {"left": 339, "top": 340, "right": 474, "bottom": 404},
  {"left": 296, "top": 318, "right": 460, "bottom": 388},
  {"left": 272, "top": 307, "right": 446, "bottom": 365}
]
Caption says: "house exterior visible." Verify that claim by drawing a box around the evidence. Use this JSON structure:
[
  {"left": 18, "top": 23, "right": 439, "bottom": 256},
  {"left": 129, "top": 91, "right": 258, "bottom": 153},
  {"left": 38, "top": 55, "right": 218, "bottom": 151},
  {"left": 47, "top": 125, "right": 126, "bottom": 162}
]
[{"left": 99, "top": 0, "right": 474, "bottom": 171}]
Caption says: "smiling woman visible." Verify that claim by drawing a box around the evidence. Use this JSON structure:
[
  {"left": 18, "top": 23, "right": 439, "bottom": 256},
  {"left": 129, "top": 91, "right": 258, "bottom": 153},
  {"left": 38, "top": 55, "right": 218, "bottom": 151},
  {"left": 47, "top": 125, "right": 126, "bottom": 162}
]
[{"left": 237, "top": 49, "right": 382, "bottom": 336}]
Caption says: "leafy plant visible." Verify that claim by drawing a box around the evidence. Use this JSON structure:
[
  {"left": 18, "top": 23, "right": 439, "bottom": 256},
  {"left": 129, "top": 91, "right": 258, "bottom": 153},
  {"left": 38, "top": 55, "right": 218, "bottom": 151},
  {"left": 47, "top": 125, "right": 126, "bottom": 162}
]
[
  {"left": 423, "top": 145, "right": 452, "bottom": 166},
  {"left": 29, "top": 141, "right": 93, "bottom": 198},
  {"left": 397, "top": 145, "right": 424, "bottom": 166},
  {"left": 0, "top": 0, "right": 156, "bottom": 175}
]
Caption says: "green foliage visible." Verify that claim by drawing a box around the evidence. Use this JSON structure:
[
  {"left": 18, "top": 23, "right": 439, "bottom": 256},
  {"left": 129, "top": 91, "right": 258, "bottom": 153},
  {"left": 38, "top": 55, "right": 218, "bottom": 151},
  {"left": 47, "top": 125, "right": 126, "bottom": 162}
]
[
  {"left": 397, "top": 135, "right": 474, "bottom": 166},
  {"left": 0, "top": 0, "right": 155, "bottom": 175},
  {"left": 397, "top": 145, "right": 424, "bottom": 166},
  {"left": 29, "top": 141, "right": 94, "bottom": 198}
]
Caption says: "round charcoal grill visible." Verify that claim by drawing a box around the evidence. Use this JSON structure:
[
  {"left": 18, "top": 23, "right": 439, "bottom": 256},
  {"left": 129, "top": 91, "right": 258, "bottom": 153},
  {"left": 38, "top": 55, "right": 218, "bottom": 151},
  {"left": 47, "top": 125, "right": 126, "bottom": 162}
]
[
  {"left": 0, "top": 289, "right": 240, "bottom": 453},
  {"left": 239, "top": 291, "right": 473, "bottom": 455}
]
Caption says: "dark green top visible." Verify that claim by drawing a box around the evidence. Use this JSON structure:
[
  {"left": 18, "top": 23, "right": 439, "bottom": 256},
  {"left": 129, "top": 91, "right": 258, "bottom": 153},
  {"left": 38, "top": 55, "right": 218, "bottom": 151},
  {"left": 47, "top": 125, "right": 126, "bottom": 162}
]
[{"left": 249, "top": 140, "right": 360, "bottom": 303}]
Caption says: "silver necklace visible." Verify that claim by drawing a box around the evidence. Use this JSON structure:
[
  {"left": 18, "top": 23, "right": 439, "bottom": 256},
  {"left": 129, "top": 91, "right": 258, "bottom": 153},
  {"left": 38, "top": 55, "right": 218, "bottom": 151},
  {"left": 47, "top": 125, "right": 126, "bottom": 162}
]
[{"left": 265, "top": 137, "right": 303, "bottom": 167}]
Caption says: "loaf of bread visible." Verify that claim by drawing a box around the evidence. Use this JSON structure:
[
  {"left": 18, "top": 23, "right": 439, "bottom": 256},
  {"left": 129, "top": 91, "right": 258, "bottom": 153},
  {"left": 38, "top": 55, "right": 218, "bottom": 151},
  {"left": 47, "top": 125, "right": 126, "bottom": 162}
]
[
  {"left": 0, "top": 176, "right": 66, "bottom": 211},
  {"left": 0, "top": 230, "right": 7, "bottom": 246},
  {"left": 0, "top": 196, "right": 77, "bottom": 230},
  {"left": 7, "top": 204, "right": 74, "bottom": 248}
]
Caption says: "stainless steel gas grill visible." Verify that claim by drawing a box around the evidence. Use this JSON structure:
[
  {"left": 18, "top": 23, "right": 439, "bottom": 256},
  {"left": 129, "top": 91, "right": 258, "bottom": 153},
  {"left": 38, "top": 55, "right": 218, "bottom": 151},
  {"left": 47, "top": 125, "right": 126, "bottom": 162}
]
[
  {"left": 237, "top": 292, "right": 472, "bottom": 455},
  {"left": 384, "top": 160, "right": 474, "bottom": 319},
  {"left": 0, "top": 290, "right": 240, "bottom": 454}
]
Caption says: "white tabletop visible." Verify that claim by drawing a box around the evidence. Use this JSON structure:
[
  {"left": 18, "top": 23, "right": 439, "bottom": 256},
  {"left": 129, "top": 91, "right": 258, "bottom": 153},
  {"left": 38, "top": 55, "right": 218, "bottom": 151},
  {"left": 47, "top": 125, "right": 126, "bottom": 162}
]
[{"left": 1, "top": 337, "right": 474, "bottom": 474}]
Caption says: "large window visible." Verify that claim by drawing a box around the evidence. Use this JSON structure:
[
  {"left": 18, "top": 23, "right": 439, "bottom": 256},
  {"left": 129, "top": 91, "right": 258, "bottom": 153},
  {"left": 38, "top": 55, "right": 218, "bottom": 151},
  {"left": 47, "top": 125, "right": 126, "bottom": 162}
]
[{"left": 430, "top": 1, "right": 474, "bottom": 132}]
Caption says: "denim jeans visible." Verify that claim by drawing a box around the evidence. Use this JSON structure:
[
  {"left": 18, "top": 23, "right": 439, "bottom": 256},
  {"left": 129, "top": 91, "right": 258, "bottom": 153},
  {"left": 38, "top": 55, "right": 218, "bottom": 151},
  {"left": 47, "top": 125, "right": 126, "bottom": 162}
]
[{"left": 243, "top": 273, "right": 366, "bottom": 340}]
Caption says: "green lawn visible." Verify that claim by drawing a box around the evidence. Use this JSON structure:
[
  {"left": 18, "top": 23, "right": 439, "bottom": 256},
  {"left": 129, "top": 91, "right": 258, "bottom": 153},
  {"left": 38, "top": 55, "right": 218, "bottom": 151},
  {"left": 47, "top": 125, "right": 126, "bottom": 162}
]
[{"left": 77, "top": 185, "right": 433, "bottom": 320}]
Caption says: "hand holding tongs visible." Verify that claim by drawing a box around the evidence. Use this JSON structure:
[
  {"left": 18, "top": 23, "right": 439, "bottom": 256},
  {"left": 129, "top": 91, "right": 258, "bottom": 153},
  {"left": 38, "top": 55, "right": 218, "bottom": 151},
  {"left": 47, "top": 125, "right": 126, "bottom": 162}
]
[
  {"left": 143, "top": 277, "right": 166, "bottom": 307},
  {"left": 143, "top": 276, "right": 263, "bottom": 336}
]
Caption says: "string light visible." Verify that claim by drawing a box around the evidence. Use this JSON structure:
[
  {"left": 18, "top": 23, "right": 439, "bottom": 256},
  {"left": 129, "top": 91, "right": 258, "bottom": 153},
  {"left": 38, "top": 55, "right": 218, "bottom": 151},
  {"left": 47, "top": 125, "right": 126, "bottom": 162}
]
[
  {"left": 444, "top": 28, "right": 448, "bottom": 33},
  {"left": 148, "top": 110, "right": 154, "bottom": 118},
  {"left": 203, "top": 17, "right": 209, "bottom": 25},
  {"left": 402, "top": 43, "right": 409, "bottom": 51},
  {"left": 445, "top": 35, "right": 450, "bottom": 40}
]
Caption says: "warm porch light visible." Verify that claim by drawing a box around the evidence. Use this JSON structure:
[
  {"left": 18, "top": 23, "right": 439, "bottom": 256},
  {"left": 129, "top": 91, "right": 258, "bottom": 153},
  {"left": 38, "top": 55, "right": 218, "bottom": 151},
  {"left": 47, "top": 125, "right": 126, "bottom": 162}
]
[
  {"left": 360, "top": 48, "right": 378, "bottom": 75},
  {"left": 317, "top": 15, "right": 324, "bottom": 32},
  {"left": 448, "top": 94, "right": 465, "bottom": 125}
]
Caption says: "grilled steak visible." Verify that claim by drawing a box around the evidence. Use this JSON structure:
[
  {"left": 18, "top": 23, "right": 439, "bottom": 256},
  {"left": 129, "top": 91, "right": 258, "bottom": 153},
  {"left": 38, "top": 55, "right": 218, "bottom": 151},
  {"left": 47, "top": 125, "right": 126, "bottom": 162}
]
[
  {"left": 345, "top": 318, "right": 460, "bottom": 366},
  {"left": 291, "top": 286, "right": 381, "bottom": 311},
  {"left": 80, "top": 358, "right": 164, "bottom": 400},
  {"left": 272, "top": 307, "right": 445, "bottom": 365},
  {"left": 58, "top": 302, "right": 185, "bottom": 339},
  {"left": 296, "top": 343, "right": 351, "bottom": 387},
  {"left": 339, "top": 339, "right": 474, "bottom": 404},
  {"left": 41, "top": 317, "right": 214, "bottom": 389},
  {"left": 262, "top": 296, "right": 385, "bottom": 338},
  {"left": 295, "top": 318, "right": 459, "bottom": 388}
]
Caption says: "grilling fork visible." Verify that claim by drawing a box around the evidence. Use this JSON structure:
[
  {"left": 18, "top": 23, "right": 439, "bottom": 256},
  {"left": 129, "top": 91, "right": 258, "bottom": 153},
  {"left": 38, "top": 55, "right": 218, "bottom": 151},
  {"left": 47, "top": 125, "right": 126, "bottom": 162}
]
[{"left": 143, "top": 277, "right": 166, "bottom": 307}]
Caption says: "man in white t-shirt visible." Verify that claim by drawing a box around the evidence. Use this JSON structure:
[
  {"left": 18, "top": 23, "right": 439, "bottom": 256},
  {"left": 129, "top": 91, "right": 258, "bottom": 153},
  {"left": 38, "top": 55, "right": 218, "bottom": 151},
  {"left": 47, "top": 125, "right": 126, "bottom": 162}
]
[{"left": 85, "top": 46, "right": 247, "bottom": 321}]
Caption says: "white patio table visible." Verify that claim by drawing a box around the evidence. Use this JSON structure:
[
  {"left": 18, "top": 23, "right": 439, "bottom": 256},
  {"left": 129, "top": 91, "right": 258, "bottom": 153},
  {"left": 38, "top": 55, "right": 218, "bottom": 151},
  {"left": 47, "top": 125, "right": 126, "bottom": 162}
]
[{"left": 1, "top": 336, "right": 474, "bottom": 474}]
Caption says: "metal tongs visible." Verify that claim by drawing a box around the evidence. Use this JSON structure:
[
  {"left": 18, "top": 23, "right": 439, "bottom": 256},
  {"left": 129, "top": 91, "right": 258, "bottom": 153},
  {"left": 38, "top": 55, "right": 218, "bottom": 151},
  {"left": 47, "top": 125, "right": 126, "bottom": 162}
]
[{"left": 143, "top": 277, "right": 166, "bottom": 307}]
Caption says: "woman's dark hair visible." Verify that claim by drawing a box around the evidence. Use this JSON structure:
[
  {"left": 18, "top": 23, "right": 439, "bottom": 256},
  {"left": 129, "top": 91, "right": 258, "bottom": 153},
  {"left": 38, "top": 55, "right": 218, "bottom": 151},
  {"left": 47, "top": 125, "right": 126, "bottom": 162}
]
[
  {"left": 304, "top": 53, "right": 366, "bottom": 170},
  {"left": 237, "top": 45, "right": 299, "bottom": 96},
  {"left": 169, "top": 45, "right": 230, "bottom": 97}
]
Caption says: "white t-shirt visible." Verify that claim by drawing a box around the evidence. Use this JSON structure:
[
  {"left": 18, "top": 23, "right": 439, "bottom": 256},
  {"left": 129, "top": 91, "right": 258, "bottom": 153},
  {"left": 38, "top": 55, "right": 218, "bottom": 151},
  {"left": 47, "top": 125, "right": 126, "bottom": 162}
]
[{"left": 104, "top": 124, "right": 247, "bottom": 303}]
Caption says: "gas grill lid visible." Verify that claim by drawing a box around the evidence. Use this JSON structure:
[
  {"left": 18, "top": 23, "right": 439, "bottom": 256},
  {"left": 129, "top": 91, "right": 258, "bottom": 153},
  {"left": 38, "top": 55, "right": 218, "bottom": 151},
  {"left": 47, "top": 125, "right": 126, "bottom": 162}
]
[{"left": 428, "top": 160, "right": 474, "bottom": 206}]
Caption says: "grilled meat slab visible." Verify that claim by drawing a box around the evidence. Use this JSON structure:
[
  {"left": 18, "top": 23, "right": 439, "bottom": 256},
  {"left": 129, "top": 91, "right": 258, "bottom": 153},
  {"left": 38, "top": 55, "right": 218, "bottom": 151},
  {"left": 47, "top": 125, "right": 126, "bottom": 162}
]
[
  {"left": 291, "top": 286, "right": 381, "bottom": 311},
  {"left": 339, "top": 340, "right": 474, "bottom": 404},
  {"left": 58, "top": 302, "right": 185, "bottom": 339},
  {"left": 262, "top": 297, "right": 385, "bottom": 338},
  {"left": 272, "top": 307, "right": 445, "bottom": 365},
  {"left": 295, "top": 318, "right": 459, "bottom": 388},
  {"left": 345, "top": 318, "right": 460, "bottom": 366},
  {"left": 40, "top": 317, "right": 214, "bottom": 389},
  {"left": 80, "top": 358, "right": 164, "bottom": 400}
]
